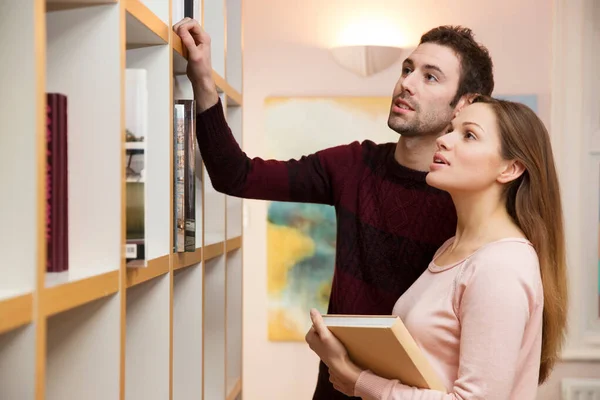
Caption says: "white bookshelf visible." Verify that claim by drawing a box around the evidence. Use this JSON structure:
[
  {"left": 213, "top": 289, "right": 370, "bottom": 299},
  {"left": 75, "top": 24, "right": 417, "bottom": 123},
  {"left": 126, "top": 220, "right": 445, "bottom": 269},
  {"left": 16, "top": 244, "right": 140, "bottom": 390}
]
[
  {"left": 46, "top": 295, "right": 121, "bottom": 400},
  {"left": 45, "top": 4, "right": 122, "bottom": 286},
  {"left": 0, "top": 326, "right": 36, "bottom": 400},
  {"left": 204, "top": 0, "right": 226, "bottom": 78},
  {"left": 204, "top": 255, "right": 227, "bottom": 399},
  {"left": 0, "top": 0, "right": 37, "bottom": 306},
  {"left": 0, "top": 0, "right": 244, "bottom": 399},
  {"left": 173, "top": 263, "right": 204, "bottom": 399},
  {"left": 126, "top": 276, "right": 170, "bottom": 400},
  {"left": 226, "top": 248, "right": 243, "bottom": 396}
]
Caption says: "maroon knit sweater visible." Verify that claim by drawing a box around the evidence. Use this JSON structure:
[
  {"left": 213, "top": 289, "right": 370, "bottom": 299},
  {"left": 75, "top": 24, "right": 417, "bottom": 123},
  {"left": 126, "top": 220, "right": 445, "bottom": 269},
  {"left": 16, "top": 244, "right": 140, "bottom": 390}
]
[{"left": 196, "top": 99, "right": 458, "bottom": 399}]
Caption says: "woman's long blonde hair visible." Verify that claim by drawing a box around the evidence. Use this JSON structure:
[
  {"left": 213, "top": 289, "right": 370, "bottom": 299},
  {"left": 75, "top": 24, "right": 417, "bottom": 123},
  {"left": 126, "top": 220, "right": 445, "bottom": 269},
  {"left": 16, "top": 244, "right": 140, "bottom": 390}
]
[{"left": 473, "top": 95, "right": 568, "bottom": 384}]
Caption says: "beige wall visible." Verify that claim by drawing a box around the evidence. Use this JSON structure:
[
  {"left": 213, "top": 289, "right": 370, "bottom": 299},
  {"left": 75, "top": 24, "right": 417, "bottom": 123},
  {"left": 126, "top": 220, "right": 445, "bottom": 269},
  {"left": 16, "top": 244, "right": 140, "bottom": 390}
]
[{"left": 239, "top": 0, "right": 600, "bottom": 398}]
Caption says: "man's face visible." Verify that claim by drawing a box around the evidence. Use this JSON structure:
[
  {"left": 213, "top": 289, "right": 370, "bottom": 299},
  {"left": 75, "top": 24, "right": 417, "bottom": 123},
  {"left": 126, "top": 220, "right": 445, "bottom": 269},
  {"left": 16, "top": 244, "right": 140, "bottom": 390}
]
[{"left": 388, "top": 42, "right": 462, "bottom": 137}]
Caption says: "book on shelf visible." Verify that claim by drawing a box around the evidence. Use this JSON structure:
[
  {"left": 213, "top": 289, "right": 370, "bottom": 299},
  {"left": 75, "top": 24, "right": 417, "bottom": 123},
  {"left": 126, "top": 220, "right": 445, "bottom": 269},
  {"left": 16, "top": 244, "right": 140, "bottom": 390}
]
[
  {"left": 46, "top": 92, "right": 69, "bottom": 273},
  {"left": 125, "top": 68, "right": 147, "bottom": 267},
  {"left": 322, "top": 314, "right": 447, "bottom": 393},
  {"left": 173, "top": 99, "right": 196, "bottom": 253},
  {"left": 173, "top": 0, "right": 200, "bottom": 23}
]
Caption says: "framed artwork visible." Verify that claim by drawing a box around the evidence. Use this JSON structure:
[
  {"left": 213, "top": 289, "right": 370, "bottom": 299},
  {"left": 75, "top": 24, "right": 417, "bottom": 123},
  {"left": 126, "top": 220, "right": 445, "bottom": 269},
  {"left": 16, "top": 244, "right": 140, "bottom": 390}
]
[{"left": 264, "top": 96, "right": 398, "bottom": 341}]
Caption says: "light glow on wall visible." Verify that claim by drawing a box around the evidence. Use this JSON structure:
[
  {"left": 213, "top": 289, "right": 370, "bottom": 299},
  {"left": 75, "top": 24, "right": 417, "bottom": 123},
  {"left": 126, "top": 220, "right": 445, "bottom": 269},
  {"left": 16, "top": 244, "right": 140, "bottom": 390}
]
[{"left": 328, "top": 13, "right": 415, "bottom": 48}]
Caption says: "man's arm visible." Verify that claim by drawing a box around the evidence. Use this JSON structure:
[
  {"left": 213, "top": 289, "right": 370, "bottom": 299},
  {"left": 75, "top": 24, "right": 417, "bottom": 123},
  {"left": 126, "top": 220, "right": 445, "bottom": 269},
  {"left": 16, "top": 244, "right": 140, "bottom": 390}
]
[
  {"left": 196, "top": 98, "right": 349, "bottom": 204},
  {"left": 174, "top": 18, "right": 353, "bottom": 205}
]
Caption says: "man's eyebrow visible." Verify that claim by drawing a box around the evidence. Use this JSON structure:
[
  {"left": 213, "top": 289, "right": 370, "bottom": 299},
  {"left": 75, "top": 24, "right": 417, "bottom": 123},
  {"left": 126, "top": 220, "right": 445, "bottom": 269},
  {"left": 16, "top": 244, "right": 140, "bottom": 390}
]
[
  {"left": 423, "top": 64, "right": 445, "bottom": 78},
  {"left": 402, "top": 58, "right": 446, "bottom": 78}
]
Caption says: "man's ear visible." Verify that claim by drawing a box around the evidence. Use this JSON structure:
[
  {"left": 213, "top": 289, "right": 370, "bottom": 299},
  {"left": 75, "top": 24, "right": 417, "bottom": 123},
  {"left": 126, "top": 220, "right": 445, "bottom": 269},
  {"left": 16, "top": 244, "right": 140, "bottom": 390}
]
[
  {"left": 453, "top": 93, "right": 479, "bottom": 117},
  {"left": 497, "top": 160, "right": 526, "bottom": 184}
]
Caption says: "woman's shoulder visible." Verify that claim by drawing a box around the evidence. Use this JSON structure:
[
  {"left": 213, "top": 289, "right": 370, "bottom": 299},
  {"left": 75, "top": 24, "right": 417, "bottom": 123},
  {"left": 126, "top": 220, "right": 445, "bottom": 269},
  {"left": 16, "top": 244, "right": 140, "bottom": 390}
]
[{"left": 458, "top": 238, "right": 542, "bottom": 299}]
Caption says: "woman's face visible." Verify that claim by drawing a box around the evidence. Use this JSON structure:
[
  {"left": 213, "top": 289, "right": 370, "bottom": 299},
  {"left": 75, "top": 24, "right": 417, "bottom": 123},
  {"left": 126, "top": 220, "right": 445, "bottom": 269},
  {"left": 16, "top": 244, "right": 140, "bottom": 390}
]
[{"left": 426, "top": 102, "right": 510, "bottom": 194}]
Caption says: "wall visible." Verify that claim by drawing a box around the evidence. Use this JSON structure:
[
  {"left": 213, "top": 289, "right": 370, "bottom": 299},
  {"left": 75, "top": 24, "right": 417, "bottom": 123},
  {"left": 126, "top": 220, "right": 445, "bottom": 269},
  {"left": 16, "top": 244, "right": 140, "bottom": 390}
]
[{"left": 239, "top": 1, "right": 600, "bottom": 399}]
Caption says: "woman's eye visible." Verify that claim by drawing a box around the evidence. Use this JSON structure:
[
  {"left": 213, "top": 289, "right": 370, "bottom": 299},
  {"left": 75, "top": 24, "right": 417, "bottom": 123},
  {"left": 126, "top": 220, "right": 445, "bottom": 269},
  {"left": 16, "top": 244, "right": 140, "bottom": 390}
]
[
  {"left": 465, "top": 131, "right": 476, "bottom": 140},
  {"left": 426, "top": 74, "right": 438, "bottom": 82}
]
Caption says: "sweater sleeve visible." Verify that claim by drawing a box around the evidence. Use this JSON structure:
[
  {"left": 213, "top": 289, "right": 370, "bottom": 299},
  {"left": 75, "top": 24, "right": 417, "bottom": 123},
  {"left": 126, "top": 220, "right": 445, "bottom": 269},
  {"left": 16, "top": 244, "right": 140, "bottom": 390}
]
[
  {"left": 353, "top": 242, "right": 542, "bottom": 400},
  {"left": 195, "top": 98, "right": 359, "bottom": 205}
]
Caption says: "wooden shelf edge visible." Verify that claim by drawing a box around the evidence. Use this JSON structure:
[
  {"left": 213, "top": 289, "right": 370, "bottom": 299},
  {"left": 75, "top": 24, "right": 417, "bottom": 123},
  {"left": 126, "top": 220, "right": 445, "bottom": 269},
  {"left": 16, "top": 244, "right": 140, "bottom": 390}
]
[
  {"left": 42, "top": 270, "right": 119, "bottom": 317},
  {"left": 46, "top": 0, "right": 117, "bottom": 12},
  {"left": 125, "top": 0, "right": 169, "bottom": 44},
  {"left": 126, "top": 254, "right": 170, "bottom": 288},
  {"left": 213, "top": 71, "right": 242, "bottom": 106},
  {"left": 225, "top": 236, "right": 242, "bottom": 253},
  {"left": 172, "top": 247, "right": 203, "bottom": 271},
  {"left": 226, "top": 378, "right": 242, "bottom": 400},
  {"left": 203, "top": 241, "right": 225, "bottom": 261},
  {"left": 0, "top": 293, "right": 33, "bottom": 335},
  {"left": 172, "top": 34, "right": 187, "bottom": 58}
]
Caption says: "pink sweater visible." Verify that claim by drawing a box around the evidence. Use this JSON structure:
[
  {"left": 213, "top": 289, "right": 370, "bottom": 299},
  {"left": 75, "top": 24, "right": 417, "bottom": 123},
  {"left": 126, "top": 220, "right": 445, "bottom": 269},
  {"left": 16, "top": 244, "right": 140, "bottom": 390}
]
[{"left": 353, "top": 237, "right": 544, "bottom": 400}]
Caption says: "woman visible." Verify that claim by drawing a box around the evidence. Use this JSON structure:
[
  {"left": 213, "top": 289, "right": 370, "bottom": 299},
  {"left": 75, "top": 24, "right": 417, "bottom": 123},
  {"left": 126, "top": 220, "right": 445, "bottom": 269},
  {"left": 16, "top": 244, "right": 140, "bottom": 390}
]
[{"left": 306, "top": 95, "right": 568, "bottom": 399}]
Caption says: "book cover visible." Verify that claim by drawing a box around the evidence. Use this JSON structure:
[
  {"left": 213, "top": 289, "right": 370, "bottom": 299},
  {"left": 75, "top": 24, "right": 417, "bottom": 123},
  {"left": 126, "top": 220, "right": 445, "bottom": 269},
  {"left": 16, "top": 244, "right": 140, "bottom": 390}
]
[
  {"left": 322, "top": 314, "right": 447, "bottom": 393},
  {"left": 173, "top": 103, "right": 186, "bottom": 252},
  {"left": 176, "top": 99, "right": 196, "bottom": 252}
]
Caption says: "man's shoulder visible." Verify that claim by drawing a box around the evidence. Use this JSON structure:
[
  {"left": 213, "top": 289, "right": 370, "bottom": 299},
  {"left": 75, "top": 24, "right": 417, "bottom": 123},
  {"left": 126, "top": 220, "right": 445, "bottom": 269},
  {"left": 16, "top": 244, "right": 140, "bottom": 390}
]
[{"left": 316, "top": 139, "right": 395, "bottom": 167}]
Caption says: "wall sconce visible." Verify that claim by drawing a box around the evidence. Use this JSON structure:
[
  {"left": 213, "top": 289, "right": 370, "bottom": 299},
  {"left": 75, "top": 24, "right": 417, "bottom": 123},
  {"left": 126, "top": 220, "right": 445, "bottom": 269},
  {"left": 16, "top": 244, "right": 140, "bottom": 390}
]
[{"left": 329, "top": 45, "right": 406, "bottom": 77}]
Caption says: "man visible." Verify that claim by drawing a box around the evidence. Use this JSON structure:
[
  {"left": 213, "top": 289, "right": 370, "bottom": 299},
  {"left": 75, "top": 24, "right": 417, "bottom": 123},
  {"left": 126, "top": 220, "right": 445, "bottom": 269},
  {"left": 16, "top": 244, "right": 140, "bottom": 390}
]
[{"left": 174, "top": 19, "right": 494, "bottom": 399}]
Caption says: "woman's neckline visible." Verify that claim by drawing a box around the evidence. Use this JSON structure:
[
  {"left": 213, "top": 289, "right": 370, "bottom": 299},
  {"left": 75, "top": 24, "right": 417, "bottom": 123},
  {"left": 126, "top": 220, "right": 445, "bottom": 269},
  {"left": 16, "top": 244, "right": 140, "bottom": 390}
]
[{"left": 428, "top": 236, "right": 533, "bottom": 272}]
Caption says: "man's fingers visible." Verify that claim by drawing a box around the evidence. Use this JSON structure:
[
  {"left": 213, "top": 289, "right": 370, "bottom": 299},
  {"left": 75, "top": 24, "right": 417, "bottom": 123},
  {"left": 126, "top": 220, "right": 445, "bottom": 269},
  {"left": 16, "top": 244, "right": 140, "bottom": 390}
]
[
  {"left": 172, "top": 17, "right": 191, "bottom": 33},
  {"left": 175, "top": 18, "right": 210, "bottom": 45},
  {"left": 186, "top": 21, "right": 210, "bottom": 45}
]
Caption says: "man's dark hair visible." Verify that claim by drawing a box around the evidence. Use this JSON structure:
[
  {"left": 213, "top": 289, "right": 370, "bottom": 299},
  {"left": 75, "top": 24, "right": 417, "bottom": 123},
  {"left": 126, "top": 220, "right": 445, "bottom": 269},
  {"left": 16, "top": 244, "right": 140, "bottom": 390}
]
[{"left": 420, "top": 26, "right": 494, "bottom": 107}]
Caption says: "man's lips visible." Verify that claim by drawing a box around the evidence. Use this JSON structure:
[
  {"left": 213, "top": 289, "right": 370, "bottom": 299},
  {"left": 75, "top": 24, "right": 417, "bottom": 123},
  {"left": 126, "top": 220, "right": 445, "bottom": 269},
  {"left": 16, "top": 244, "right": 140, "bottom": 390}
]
[{"left": 393, "top": 98, "right": 415, "bottom": 114}]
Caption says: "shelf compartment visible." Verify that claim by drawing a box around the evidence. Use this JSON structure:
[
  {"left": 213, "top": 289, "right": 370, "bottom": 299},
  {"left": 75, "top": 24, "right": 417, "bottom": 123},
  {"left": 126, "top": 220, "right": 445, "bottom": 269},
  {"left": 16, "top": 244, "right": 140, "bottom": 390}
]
[
  {"left": 226, "top": 248, "right": 242, "bottom": 398},
  {"left": 126, "top": 44, "right": 171, "bottom": 266},
  {"left": 203, "top": 0, "right": 225, "bottom": 78},
  {"left": 126, "top": 273, "right": 170, "bottom": 400},
  {"left": 42, "top": 270, "right": 119, "bottom": 317},
  {"left": 0, "top": 0, "right": 38, "bottom": 304},
  {"left": 46, "top": 294, "right": 120, "bottom": 400},
  {"left": 204, "top": 254, "right": 226, "bottom": 400},
  {"left": 126, "top": 0, "right": 168, "bottom": 48},
  {"left": 214, "top": 71, "right": 242, "bottom": 106},
  {"left": 137, "top": 0, "right": 169, "bottom": 25},
  {"left": 0, "top": 293, "right": 33, "bottom": 335},
  {"left": 45, "top": 3, "right": 122, "bottom": 282},
  {"left": 226, "top": 378, "right": 242, "bottom": 400},
  {"left": 173, "top": 74, "right": 204, "bottom": 254},
  {"left": 172, "top": 247, "right": 203, "bottom": 271},
  {"left": 204, "top": 94, "right": 227, "bottom": 246},
  {"left": 0, "top": 325, "right": 36, "bottom": 400},
  {"left": 173, "top": 263, "right": 203, "bottom": 399},
  {"left": 126, "top": 254, "right": 170, "bottom": 288},
  {"left": 46, "top": 0, "right": 117, "bottom": 12},
  {"left": 225, "top": 0, "right": 242, "bottom": 94}
]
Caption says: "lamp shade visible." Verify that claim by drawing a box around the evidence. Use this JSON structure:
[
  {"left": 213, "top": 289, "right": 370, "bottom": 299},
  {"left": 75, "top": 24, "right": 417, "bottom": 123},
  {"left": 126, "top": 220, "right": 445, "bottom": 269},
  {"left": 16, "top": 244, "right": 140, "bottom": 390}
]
[{"left": 329, "top": 45, "right": 405, "bottom": 77}]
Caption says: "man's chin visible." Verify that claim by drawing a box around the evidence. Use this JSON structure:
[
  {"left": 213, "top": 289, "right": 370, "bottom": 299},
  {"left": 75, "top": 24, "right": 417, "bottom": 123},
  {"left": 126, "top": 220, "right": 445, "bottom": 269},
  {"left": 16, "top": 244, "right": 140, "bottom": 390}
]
[{"left": 388, "top": 120, "right": 417, "bottom": 136}]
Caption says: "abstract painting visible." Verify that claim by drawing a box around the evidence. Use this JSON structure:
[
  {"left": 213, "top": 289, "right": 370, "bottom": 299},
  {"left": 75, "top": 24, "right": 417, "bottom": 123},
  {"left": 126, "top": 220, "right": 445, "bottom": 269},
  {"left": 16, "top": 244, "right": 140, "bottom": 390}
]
[{"left": 264, "top": 97, "right": 398, "bottom": 341}]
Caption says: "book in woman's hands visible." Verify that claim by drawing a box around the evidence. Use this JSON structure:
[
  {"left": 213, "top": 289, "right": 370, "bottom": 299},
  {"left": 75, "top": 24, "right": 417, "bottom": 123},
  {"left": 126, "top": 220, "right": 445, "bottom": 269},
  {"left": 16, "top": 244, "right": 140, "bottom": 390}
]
[{"left": 322, "top": 314, "right": 447, "bottom": 393}]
